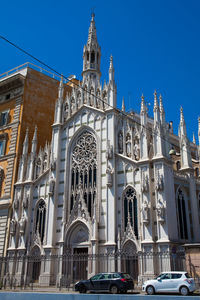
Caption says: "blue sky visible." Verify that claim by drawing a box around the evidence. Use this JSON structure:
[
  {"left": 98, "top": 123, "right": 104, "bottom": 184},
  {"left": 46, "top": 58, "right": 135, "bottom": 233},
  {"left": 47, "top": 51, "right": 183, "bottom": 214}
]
[{"left": 1, "top": 0, "right": 200, "bottom": 141}]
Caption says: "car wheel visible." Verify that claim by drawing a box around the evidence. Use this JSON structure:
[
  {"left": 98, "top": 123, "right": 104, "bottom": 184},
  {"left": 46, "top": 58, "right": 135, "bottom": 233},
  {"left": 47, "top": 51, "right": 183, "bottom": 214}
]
[
  {"left": 79, "top": 285, "right": 87, "bottom": 293},
  {"left": 110, "top": 285, "right": 118, "bottom": 294},
  {"left": 180, "top": 286, "right": 189, "bottom": 296},
  {"left": 146, "top": 285, "right": 155, "bottom": 295}
]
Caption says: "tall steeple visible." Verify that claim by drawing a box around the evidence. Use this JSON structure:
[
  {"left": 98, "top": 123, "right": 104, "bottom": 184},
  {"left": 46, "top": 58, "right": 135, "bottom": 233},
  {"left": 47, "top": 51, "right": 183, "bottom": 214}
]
[{"left": 82, "top": 13, "right": 101, "bottom": 82}]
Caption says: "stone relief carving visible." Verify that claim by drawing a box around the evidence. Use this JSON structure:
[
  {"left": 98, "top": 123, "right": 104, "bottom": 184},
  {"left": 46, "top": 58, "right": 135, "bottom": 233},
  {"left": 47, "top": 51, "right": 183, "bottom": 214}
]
[
  {"left": 49, "top": 176, "right": 55, "bottom": 196},
  {"left": 142, "top": 173, "right": 149, "bottom": 193},
  {"left": 106, "top": 140, "right": 113, "bottom": 160},
  {"left": 155, "top": 171, "right": 164, "bottom": 191},
  {"left": 118, "top": 131, "right": 123, "bottom": 154},
  {"left": 50, "top": 154, "right": 56, "bottom": 171},
  {"left": 142, "top": 199, "right": 149, "bottom": 224},
  {"left": 19, "top": 216, "right": 26, "bottom": 235},
  {"left": 133, "top": 138, "right": 140, "bottom": 161},
  {"left": 13, "top": 194, "right": 19, "bottom": 209},
  {"left": 23, "top": 192, "right": 29, "bottom": 208},
  {"left": 10, "top": 218, "right": 17, "bottom": 236},
  {"left": 156, "top": 199, "right": 165, "bottom": 224},
  {"left": 126, "top": 133, "right": 131, "bottom": 157},
  {"left": 106, "top": 165, "right": 113, "bottom": 187}
]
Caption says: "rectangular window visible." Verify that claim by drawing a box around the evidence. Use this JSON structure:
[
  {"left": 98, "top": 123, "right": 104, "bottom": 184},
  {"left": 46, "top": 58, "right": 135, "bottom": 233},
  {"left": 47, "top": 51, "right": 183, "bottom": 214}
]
[
  {"left": 0, "top": 140, "right": 5, "bottom": 156},
  {"left": 0, "top": 111, "right": 9, "bottom": 126}
]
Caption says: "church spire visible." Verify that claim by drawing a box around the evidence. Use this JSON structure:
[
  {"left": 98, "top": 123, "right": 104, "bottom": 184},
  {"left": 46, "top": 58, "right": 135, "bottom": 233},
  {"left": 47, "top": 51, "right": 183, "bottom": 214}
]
[
  {"left": 82, "top": 13, "right": 101, "bottom": 82},
  {"left": 87, "top": 13, "right": 97, "bottom": 44}
]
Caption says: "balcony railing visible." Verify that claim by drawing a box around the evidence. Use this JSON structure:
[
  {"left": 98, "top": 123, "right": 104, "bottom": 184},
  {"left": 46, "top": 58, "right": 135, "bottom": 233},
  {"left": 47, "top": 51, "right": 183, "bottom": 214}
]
[{"left": 0, "top": 62, "right": 65, "bottom": 82}]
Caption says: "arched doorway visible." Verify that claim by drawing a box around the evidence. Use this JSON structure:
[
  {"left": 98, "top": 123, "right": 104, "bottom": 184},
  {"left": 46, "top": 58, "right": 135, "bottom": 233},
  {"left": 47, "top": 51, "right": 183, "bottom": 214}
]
[
  {"left": 64, "top": 222, "right": 90, "bottom": 283},
  {"left": 121, "top": 241, "right": 138, "bottom": 282},
  {"left": 28, "top": 246, "right": 41, "bottom": 283}
]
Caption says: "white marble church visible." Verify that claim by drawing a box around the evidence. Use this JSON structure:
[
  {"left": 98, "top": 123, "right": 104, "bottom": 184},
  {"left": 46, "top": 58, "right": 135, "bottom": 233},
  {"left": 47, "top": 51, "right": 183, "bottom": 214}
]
[{"left": 7, "top": 14, "right": 200, "bottom": 286}]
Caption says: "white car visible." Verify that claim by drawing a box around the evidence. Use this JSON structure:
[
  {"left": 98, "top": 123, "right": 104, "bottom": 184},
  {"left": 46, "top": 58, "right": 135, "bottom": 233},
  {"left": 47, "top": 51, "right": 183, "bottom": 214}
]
[{"left": 142, "top": 271, "right": 196, "bottom": 296}]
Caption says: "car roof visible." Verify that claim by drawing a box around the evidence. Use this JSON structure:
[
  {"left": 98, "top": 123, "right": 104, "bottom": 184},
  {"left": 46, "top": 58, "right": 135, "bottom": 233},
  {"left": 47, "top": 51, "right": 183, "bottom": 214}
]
[{"left": 160, "top": 271, "right": 186, "bottom": 274}]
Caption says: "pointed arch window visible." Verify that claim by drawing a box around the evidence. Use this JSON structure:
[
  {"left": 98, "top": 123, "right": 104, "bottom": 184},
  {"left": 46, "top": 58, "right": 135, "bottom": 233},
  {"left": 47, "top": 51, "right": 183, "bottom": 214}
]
[
  {"left": 70, "top": 131, "right": 97, "bottom": 217},
  {"left": 177, "top": 188, "right": 188, "bottom": 240},
  {"left": 35, "top": 199, "right": 46, "bottom": 243},
  {"left": 123, "top": 187, "right": 138, "bottom": 238}
]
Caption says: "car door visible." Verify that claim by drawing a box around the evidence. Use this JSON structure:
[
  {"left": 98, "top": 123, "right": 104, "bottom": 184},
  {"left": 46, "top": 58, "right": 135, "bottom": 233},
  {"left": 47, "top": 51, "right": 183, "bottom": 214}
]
[
  {"left": 89, "top": 274, "right": 102, "bottom": 291},
  {"left": 170, "top": 273, "right": 182, "bottom": 291},
  {"left": 155, "top": 273, "right": 172, "bottom": 292},
  {"left": 98, "top": 274, "right": 111, "bottom": 290}
]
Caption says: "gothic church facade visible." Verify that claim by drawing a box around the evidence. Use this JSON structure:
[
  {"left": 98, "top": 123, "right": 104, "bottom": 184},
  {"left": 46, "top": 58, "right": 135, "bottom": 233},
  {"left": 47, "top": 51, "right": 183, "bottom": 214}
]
[{"left": 7, "top": 14, "right": 200, "bottom": 285}]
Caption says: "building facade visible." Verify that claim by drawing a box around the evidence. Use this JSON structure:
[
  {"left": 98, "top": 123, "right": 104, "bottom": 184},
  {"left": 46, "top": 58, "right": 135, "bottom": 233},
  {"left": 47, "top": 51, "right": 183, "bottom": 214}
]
[
  {"left": 6, "top": 14, "right": 200, "bottom": 286},
  {"left": 0, "top": 66, "right": 68, "bottom": 256}
]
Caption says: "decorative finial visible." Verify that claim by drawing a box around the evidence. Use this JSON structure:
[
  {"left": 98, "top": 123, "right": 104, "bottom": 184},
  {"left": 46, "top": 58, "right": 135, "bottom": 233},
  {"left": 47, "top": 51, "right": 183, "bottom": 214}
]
[
  {"left": 109, "top": 55, "right": 113, "bottom": 68},
  {"left": 193, "top": 132, "right": 196, "bottom": 144},
  {"left": 141, "top": 94, "right": 145, "bottom": 113},
  {"left": 122, "top": 97, "right": 125, "bottom": 112},
  {"left": 180, "top": 106, "right": 184, "bottom": 123}
]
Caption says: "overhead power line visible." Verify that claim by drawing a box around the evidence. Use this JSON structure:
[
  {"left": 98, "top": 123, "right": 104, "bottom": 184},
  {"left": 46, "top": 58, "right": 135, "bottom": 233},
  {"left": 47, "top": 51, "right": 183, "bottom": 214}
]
[{"left": 0, "top": 34, "right": 198, "bottom": 160}]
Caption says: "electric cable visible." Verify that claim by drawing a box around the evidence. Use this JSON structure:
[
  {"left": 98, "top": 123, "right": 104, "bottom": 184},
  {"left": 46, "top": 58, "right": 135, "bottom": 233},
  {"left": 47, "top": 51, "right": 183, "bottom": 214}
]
[{"left": 0, "top": 34, "right": 198, "bottom": 161}]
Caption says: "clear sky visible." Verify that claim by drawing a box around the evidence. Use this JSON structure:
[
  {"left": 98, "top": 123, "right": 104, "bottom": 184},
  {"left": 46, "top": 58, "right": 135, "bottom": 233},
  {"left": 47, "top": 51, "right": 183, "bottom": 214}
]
[{"left": 0, "top": 0, "right": 200, "bottom": 141}]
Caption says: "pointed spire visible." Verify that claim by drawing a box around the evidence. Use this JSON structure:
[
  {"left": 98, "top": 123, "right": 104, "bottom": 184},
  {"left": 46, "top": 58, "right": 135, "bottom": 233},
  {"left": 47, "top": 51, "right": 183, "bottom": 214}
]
[
  {"left": 159, "top": 94, "right": 165, "bottom": 124},
  {"left": 82, "top": 14, "right": 101, "bottom": 81},
  {"left": 140, "top": 94, "right": 146, "bottom": 113},
  {"left": 153, "top": 90, "right": 159, "bottom": 111},
  {"left": 109, "top": 54, "right": 115, "bottom": 83},
  {"left": 193, "top": 132, "right": 196, "bottom": 144},
  {"left": 58, "top": 75, "right": 64, "bottom": 100},
  {"left": 109, "top": 55, "right": 113, "bottom": 69},
  {"left": 23, "top": 128, "right": 29, "bottom": 155},
  {"left": 122, "top": 97, "right": 125, "bottom": 112},
  {"left": 159, "top": 94, "right": 164, "bottom": 112},
  {"left": 31, "top": 126, "right": 37, "bottom": 154},
  {"left": 87, "top": 13, "right": 97, "bottom": 44},
  {"left": 180, "top": 106, "right": 185, "bottom": 125}
]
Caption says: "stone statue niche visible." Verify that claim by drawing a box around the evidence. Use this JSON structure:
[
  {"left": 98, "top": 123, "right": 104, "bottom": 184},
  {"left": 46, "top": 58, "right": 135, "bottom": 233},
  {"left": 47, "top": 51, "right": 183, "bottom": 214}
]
[
  {"left": 106, "top": 165, "right": 113, "bottom": 187},
  {"left": 106, "top": 140, "right": 113, "bottom": 160},
  {"left": 126, "top": 133, "right": 132, "bottom": 157},
  {"left": 156, "top": 199, "right": 165, "bottom": 224},
  {"left": 142, "top": 199, "right": 149, "bottom": 224},
  {"left": 118, "top": 131, "right": 123, "bottom": 154},
  {"left": 133, "top": 137, "right": 140, "bottom": 161}
]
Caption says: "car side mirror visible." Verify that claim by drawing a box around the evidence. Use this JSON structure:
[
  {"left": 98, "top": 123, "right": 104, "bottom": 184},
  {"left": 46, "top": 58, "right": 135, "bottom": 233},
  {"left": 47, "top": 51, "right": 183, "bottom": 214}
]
[{"left": 157, "top": 277, "right": 161, "bottom": 281}]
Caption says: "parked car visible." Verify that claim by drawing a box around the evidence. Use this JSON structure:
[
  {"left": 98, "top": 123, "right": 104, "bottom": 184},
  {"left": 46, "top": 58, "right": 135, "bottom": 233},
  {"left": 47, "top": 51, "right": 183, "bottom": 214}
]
[
  {"left": 75, "top": 272, "right": 134, "bottom": 294},
  {"left": 142, "top": 271, "right": 196, "bottom": 296}
]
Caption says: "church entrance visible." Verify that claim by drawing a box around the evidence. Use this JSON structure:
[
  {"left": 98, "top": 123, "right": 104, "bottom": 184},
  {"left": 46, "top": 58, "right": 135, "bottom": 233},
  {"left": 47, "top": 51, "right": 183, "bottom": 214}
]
[
  {"left": 73, "top": 247, "right": 88, "bottom": 282},
  {"left": 121, "top": 241, "right": 138, "bottom": 282},
  {"left": 28, "top": 246, "right": 41, "bottom": 283},
  {"left": 64, "top": 222, "right": 90, "bottom": 283}
]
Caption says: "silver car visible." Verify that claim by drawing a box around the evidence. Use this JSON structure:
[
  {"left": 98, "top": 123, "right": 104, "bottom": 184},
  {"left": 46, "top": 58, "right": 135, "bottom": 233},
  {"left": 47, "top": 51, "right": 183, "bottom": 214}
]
[{"left": 142, "top": 271, "right": 196, "bottom": 296}]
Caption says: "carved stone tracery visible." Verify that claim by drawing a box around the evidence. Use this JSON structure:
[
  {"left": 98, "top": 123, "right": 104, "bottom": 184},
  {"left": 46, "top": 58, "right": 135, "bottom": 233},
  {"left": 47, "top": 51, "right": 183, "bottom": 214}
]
[{"left": 70, "top": 131, "right": 97, "bottom": 220}]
